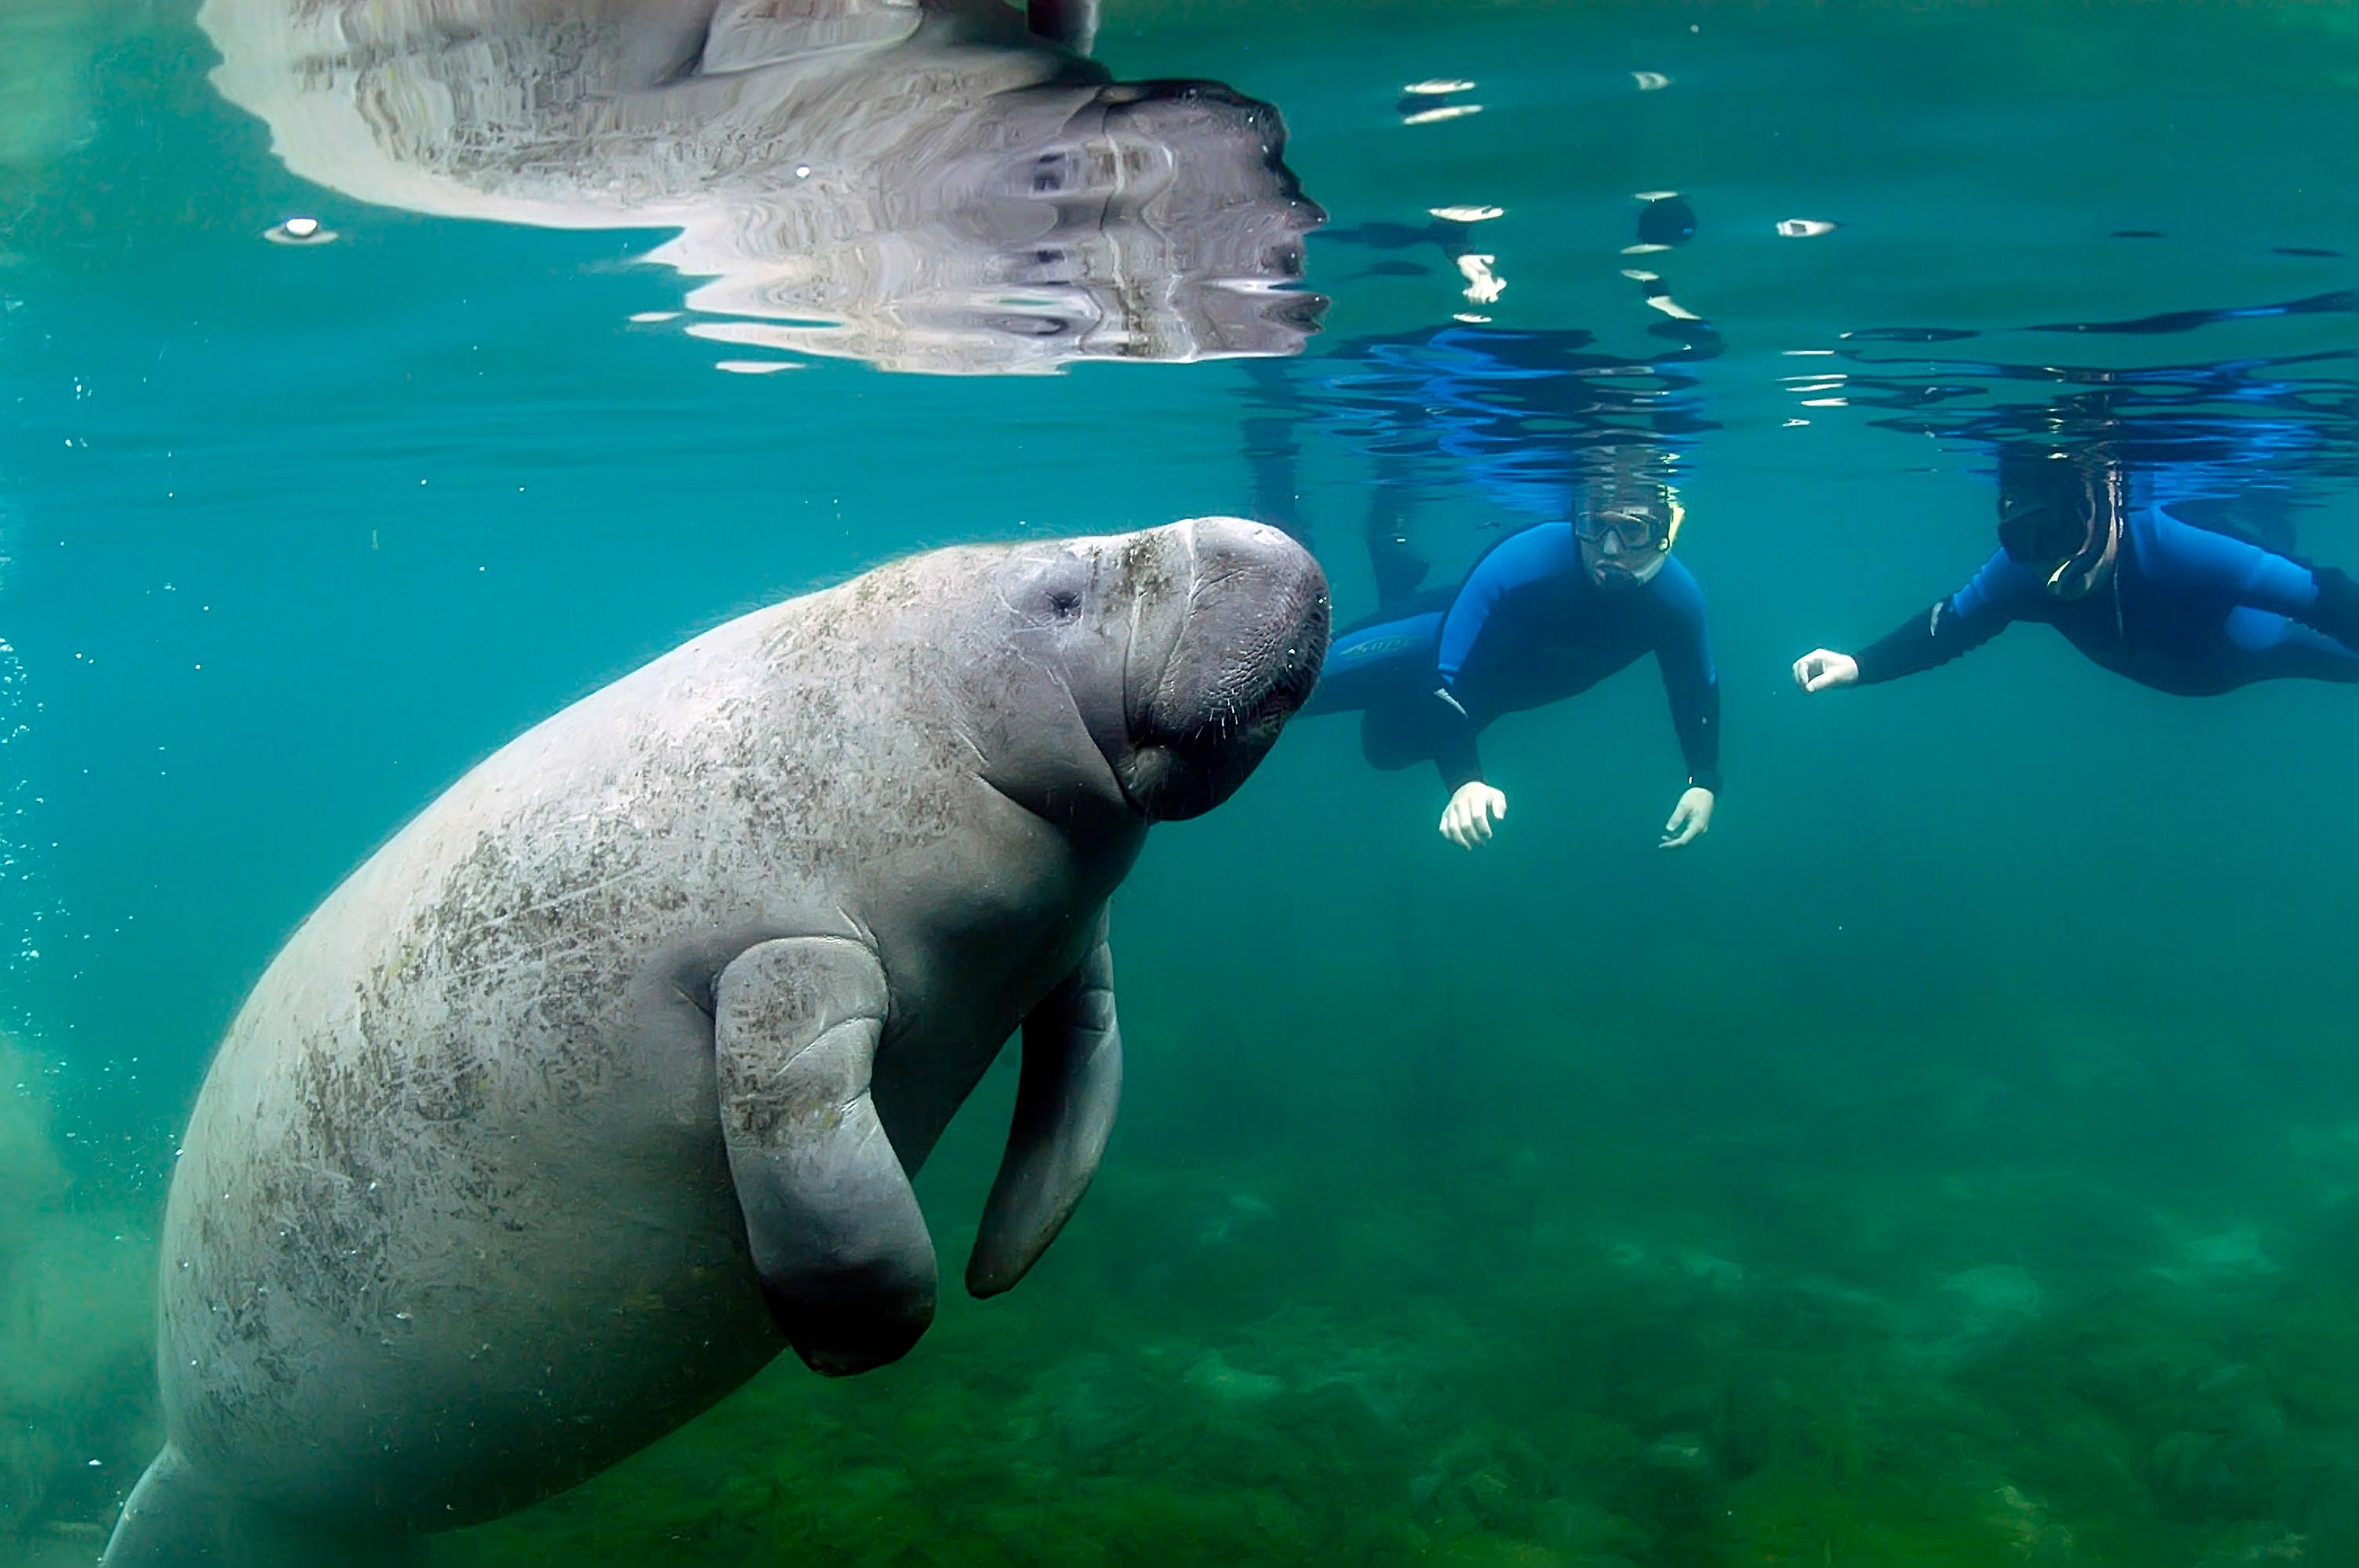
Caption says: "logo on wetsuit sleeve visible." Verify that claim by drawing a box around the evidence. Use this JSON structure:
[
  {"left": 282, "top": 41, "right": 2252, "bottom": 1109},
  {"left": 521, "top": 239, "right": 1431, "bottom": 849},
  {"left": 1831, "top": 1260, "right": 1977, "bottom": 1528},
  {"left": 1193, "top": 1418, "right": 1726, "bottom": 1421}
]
[{"left": 1337, "top": 632, "right": 1427, "bottom": 663}]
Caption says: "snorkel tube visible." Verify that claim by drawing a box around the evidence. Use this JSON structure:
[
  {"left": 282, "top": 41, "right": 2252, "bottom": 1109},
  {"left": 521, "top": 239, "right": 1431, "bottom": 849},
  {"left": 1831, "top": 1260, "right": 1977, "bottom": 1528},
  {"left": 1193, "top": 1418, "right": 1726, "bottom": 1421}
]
[{"left": 1997, "top": 446, "right": 2124, "bottom": 600}]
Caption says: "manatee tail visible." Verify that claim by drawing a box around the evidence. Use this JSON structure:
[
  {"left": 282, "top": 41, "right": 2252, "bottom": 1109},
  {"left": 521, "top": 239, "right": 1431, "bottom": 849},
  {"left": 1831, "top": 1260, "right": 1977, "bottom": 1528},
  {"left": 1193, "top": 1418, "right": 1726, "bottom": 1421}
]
[
  {"left": 101, "top": 1446, "right": 222, "bottom": 1566},
  {"left": 102, "top": 1446, "right": 420, "bottom": 1568}
]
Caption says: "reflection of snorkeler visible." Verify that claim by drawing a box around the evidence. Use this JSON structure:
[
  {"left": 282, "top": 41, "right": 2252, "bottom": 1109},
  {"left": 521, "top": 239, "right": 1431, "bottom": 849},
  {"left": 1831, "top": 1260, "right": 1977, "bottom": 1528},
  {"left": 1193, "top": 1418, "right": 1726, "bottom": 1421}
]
[
  {"left": 1303, "top": 449, "right": 1721, "bottom": 851},
  {"left": 1794, "top": 447, "right": 2359, "bottom": 701}
]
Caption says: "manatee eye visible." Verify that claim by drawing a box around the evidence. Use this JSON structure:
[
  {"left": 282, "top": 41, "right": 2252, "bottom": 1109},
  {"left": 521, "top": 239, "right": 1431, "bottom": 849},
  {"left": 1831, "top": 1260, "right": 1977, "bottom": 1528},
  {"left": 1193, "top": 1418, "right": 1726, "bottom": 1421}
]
[{"left": 1022, "top": 553, "right": 1089, "bottom": 626}]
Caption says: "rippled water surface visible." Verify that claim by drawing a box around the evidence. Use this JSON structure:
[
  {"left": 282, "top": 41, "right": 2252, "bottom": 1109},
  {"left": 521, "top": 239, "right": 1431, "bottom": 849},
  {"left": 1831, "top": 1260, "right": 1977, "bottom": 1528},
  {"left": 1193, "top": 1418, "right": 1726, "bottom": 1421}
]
[{"left": 4, "top": 2, "right": 2357, "bottom": 1563}]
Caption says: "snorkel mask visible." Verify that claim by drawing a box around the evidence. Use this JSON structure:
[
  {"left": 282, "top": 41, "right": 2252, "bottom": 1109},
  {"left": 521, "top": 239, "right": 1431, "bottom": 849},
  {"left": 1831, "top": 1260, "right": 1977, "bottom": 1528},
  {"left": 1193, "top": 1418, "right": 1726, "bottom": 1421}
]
[
  {"left": 1997, "top": 451, "right": 2122, "bottom": 601},
  {"left": 1576, "top": 496, "right": 1683, "bottom": 586},
  {"left": 1576, "top": 445, "right": 1683, "bottom": 586}
]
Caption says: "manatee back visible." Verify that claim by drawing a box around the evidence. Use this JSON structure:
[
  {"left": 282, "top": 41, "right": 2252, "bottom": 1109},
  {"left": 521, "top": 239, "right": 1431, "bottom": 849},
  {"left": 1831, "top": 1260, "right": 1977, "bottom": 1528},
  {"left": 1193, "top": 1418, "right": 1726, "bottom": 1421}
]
[{"left": 154, "top": 568, "right": 1005, "bottom": 1516}]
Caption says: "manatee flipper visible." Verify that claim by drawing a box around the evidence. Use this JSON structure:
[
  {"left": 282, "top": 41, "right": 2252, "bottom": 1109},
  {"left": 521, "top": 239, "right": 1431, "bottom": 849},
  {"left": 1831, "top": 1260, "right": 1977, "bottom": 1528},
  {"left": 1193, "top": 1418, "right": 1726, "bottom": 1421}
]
[
  {"left": 966, "top": 926, "right": 1121, "bottom": 1297},
  {"left": 714, "top": 936, "right": 936, "bottom": 1377},
  {"left": 102, "top": 1446, "right": 420, "bottom": 1568},
  {"left": 1027, "top": 0, "right": 1099, "bottom": 54}
]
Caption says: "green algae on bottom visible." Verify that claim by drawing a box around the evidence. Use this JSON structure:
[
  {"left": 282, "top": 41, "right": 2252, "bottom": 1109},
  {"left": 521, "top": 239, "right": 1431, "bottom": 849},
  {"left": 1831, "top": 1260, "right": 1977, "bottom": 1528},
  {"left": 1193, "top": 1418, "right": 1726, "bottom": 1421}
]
[{"left": 409, "top": 1011, "right": 2359, "bottom": 1565}]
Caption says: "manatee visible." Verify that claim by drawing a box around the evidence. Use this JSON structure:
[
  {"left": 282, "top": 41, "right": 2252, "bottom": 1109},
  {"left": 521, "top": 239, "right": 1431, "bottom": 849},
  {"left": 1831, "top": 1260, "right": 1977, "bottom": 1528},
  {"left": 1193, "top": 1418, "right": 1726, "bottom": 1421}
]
[
  {"left": 195, "top": 0, "right": 1326, "bottom": 373},
  {"left": 102, "top": 517, "right": 1329, "bottom": 1566}
]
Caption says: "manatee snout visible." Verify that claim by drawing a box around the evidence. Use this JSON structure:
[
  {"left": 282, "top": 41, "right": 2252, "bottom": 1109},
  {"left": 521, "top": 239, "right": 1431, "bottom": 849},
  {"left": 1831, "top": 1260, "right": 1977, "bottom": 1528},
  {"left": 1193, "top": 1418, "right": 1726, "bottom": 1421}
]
[
  {"left": 1124, "top": 516, "right": 1329, "bottom": 820},
  {"left": 1094, "top": 81, "right": 1328, "bottom": 334},
  {"left": 1099, "top": 80, "right": 1326, "bottom": 238}
]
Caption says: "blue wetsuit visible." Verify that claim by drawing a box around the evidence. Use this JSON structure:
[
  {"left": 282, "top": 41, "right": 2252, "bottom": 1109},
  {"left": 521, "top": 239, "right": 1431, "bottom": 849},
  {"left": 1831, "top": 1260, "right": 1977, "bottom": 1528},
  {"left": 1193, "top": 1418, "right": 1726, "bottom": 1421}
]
[
  {"left": 1307, "top": 521, "right": 1722, "bottom": 793},
  {"left": 1856, "top": 503, "right": 2359, "bottom": 693}
]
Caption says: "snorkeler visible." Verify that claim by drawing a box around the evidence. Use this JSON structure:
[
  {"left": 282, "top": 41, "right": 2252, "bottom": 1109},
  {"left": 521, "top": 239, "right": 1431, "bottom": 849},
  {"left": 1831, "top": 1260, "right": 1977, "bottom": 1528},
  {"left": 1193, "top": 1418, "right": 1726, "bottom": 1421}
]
[
  {"left": 1793, "top": 448, "right": 2359, "bottom": 702},
  {"left": 1303, "top": 452, "right": 1721, "bottom": 851}
]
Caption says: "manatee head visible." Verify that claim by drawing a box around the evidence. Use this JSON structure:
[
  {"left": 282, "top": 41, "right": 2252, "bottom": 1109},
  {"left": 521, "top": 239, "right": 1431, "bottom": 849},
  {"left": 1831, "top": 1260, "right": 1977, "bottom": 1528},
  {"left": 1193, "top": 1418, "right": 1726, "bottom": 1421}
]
[{"left": 967, "top": 517, "right": 1329, "bottom": 828}]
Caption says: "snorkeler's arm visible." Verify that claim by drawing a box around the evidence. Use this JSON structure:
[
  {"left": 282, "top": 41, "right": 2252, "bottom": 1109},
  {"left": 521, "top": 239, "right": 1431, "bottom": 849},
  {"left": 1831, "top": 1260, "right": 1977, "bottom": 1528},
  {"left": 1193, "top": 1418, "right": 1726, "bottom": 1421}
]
[
  {"left": 1649, "top": 562, "right": 1722, "bottom": 793},
  {"left": 1427, "top": 688, "right": 1485, "bottom": 791},
  {"left": 1427, "top": 527, "right": 1567, "bottom": 788},
  {"left": 1434, "top": 528, "right": 1561, "bottom": 686},
  {"left": 2139, "top": 506, "right": 2359, "bottom": 649},
  {"left": 1849, "top": 552, "right": 2028, "bottom": 684}
]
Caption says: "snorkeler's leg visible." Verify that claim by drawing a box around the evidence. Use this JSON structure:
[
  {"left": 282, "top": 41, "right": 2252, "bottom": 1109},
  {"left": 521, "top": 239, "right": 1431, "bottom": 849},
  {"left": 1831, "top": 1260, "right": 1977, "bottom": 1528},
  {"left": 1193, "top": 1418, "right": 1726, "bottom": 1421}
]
[
  {"left": 2306, "top": 564, "right": 2359, "bottom": 651},
  {"left": 2221, "top": 607, "right": 2359, "bottom": 684},
  {"left": 1360, "top": 699, "right": 1438, "bottom": 771},
  {"left": 1241, "top": 361, "right": 1308, "bottom": 545},
  {"left": 102, "top": 1446, "right": 421, "bottom": 1568},
  {"left": 1365, "top": 449, "right": 1430, "bottom": 609},
  {"left": 1302, "top": 611, "right": 1445, "bottom": 717},
  {"left": 2150, "top": 516, "right": 2359, "bottom": 653}
]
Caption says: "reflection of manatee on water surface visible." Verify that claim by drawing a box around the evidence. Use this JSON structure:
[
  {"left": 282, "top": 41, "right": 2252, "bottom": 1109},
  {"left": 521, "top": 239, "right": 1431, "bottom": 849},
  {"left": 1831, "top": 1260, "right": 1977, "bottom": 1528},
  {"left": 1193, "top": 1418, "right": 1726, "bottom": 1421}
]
[
  {"left": 100, "top": 518, "right": 1330, "bottom": 1565},
  {"left": 197, "top": 0, "right": 1328, "bottom": 373}
]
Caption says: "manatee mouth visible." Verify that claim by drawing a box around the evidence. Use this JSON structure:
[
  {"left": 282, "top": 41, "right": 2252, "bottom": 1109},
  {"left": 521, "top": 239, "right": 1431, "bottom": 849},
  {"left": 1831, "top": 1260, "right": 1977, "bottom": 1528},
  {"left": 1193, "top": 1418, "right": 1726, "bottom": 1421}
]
[
  {"left": 1163, "top": 649, "right": 1315, "bottom": 760},
  {"left": 1216, "top": 641, "right": 1324, "bottom": 744},
  {"left": 1122, "top": 554, "right": 1329, "bottom": 822}
]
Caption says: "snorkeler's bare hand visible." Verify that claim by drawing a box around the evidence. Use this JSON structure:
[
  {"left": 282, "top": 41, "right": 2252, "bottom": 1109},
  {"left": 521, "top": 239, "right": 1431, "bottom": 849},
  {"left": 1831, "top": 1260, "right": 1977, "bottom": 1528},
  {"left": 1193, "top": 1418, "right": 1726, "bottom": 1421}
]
[
  {"left": 1791, "top": 649, "right": 1859, "bottom": 694},
  {"left": 1659, "top": 786, "right": 1714, "bottom": 850},
  {"left": 1439, "top": 782, "right": 1507, "bottom": 849}
]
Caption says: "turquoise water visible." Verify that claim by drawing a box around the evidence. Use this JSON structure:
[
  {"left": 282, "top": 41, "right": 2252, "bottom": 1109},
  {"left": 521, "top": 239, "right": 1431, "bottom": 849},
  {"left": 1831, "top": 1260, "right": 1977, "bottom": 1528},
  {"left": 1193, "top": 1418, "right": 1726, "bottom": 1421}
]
[{"left": 4, "top": 1, "right": 2357, "bottom": 1561}]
